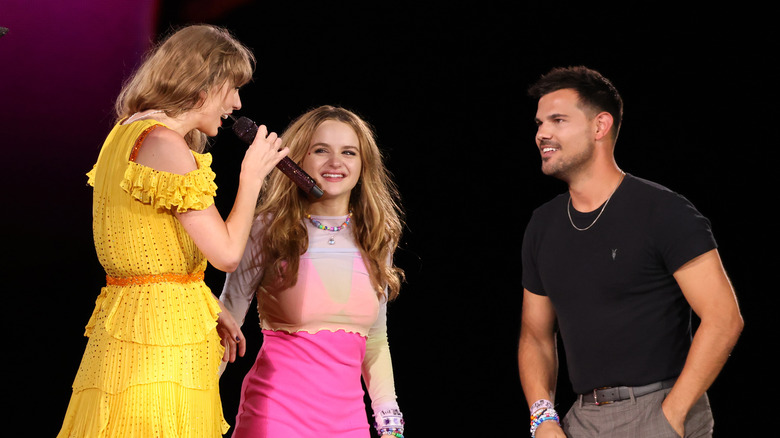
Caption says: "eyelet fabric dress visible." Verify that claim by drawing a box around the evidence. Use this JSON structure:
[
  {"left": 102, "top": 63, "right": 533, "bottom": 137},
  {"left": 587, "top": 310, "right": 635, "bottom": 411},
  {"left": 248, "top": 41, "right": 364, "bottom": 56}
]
[{"left": 57, "top": 120, "right": 230, "bottom": 437}]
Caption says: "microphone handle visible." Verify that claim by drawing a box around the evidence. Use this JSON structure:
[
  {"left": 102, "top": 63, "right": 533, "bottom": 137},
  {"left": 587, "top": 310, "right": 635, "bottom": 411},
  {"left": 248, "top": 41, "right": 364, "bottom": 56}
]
[
  {"left": 233, "top": 117, "right": 323, "bottom": 198},
  {"left": 276, "top": 156, "right": 324, "bottom": 198}
]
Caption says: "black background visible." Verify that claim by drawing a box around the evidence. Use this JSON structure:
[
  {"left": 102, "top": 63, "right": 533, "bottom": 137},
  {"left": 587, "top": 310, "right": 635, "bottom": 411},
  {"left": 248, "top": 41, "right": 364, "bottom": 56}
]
[{"left": 1, "top": 1, "right": 774, "bottom": 436}]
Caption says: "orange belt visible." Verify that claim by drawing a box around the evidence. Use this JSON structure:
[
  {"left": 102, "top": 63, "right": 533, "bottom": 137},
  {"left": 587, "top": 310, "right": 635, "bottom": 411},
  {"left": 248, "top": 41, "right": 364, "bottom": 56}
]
[{"left": 106, "top": 271, "right": 205, "bottom": 286}]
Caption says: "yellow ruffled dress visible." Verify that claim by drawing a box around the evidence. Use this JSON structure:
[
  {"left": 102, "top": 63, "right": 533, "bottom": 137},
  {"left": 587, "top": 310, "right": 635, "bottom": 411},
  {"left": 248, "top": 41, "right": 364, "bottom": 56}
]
[{"left": 57, "top": 120, "right": 230, "bottom": 437}]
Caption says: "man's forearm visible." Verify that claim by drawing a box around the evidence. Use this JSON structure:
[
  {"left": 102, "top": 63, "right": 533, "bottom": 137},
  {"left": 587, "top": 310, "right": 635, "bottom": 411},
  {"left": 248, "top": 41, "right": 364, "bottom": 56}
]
[{"left": 663, "top": 311, "right": 743, "bottom": 425}]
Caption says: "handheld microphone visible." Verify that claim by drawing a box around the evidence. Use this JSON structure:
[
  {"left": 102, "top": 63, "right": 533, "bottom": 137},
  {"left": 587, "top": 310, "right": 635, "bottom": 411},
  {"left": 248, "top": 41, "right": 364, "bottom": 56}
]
[{"left": 232, "top": 116, "right": 324, "bottom": 198}]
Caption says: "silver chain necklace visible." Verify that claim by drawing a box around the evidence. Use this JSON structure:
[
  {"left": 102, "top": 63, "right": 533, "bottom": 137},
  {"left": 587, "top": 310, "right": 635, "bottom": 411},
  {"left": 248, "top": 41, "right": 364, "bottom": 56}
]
[{"left": 567, "top": 172, "right": 625, "bottom": 231}]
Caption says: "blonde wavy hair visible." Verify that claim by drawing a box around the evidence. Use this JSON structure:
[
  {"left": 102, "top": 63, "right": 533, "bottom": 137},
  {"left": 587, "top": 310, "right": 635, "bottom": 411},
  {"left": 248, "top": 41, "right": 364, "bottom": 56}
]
[
  {"left": 115, "top": 24, "right": 255, "bottom": 152},
  {"left": 255, "top": 105, "right": 405, "bottom": 301}
]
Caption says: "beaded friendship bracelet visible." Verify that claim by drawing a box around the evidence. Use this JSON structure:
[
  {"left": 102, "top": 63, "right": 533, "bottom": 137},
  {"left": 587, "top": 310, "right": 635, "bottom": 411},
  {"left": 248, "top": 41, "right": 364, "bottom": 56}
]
[
  {"left": 374, "top": 407, "right": 404, "bottom": 436},
  {"left": 530, "top": 398, "right": 555, "bottom": 414},
  {"left": 530, "top": 407, "right": 560, "bottom": 437}
]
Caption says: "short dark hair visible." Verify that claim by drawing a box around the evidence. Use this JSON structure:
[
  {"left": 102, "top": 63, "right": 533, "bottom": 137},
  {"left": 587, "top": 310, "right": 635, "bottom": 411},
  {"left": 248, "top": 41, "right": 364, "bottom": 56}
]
[{"left": 528, "top": 66, "right": 623, "bottom": 138}]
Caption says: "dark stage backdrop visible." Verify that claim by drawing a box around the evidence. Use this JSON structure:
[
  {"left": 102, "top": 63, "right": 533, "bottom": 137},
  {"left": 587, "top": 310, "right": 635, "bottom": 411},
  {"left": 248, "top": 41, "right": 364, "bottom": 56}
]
[{"left": 1, "top": 1, "right": 771, "bottom": 436}]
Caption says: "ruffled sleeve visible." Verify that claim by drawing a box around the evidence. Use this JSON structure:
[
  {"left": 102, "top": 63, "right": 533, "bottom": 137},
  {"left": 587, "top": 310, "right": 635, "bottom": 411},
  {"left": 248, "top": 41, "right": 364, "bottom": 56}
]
[
  {"left": 120, "top": 152, "right": 217, "bottom": 213},
  {"left": 86, "top": 165, "right": 96, "bottom": 187}
]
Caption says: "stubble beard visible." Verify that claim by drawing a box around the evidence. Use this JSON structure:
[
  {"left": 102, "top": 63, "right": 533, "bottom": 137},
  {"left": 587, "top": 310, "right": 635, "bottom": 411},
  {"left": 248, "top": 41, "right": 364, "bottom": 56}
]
[{"left": 541, "top": 140, "right": 596, "bottom": 182}]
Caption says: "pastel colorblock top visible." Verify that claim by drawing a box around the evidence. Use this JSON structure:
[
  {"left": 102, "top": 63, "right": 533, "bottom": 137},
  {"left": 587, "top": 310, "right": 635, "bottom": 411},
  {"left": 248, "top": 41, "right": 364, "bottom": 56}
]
[{"left": 220, "top": 214, "right": 400, "bottom": 412}]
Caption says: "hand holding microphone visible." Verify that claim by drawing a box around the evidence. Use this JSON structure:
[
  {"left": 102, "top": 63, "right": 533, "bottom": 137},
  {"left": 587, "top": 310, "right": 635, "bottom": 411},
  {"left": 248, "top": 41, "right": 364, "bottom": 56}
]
[
  {"left": 233, "top": 116, "right": 324, "bottom": 198},
  {"left": 237, "top": 122, "right": 288, "bottom": 187}
]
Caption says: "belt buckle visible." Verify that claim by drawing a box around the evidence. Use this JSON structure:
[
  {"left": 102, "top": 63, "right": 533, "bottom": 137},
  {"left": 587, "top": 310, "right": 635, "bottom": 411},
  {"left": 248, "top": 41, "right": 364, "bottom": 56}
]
[{"left": 593, "top": 387, "right": 613, "bottom": 406}]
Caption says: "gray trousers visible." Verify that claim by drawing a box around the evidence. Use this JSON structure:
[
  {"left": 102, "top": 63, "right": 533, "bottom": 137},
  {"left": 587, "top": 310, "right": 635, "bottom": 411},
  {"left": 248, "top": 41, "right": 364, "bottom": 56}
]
[{"left": 563, "top": 388, "right": 714, "bottom": 438}]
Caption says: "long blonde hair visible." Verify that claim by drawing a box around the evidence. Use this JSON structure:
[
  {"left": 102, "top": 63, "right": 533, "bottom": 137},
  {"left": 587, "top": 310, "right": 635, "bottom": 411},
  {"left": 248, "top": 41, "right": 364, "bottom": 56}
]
[
  {"left": 256, "top": 105, "right": 405, "bottom": 300},
  {"left": 115, "top": 24, "right": 255, "bottom": 152}
]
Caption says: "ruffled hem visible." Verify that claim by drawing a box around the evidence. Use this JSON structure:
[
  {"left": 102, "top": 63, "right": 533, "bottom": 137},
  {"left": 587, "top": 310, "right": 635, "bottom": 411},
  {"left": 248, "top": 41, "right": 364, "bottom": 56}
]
[
  {"left": 57, "top": 382, "right": 229, "bottom": 438},
  {"left": 119, "top": 153, "right": 217, "bottom": 213},
  {"left": 75, "top": 303, "right": 225, "bottom": 393},
  {"left": 261, "top": 326, "right": 369, "bottom": 338},
  {"left": 84, "top": 281, "right": 221, "bottom": 346}
]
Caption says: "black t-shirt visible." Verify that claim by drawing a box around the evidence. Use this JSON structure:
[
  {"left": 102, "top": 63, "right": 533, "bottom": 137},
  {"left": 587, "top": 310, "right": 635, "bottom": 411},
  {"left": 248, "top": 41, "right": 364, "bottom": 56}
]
[{"left": 521, "top": 174, "right": 717, "bottom": 394}]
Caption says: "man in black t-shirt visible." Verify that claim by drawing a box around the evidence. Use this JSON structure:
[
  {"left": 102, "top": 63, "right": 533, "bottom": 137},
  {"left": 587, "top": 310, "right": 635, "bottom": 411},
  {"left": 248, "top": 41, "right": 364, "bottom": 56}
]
[{"left": 517, "top": 66, "right": 743, "bottom": 438}]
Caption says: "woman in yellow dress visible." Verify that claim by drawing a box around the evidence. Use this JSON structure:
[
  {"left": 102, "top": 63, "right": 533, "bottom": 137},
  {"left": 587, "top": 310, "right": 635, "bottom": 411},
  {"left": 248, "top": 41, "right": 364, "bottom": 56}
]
[{"left": 57, "top": 24, "right": 288, "bottom": 437}]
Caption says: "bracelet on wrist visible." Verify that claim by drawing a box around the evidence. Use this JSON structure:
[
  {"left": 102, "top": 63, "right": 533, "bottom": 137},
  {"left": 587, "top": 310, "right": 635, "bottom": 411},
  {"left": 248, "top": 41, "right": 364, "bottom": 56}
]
[
  {"left": 378, "top": 428, "right": 404, "bottom": 438},
  {"left": 374, "top": 407, "right": 404, "bottom": 436},
  {"left": 530, "top": 398, "right": 554, "bottom": 414},
  {"left": 529, "top": 407, "right": 560, "bottom": 437}
]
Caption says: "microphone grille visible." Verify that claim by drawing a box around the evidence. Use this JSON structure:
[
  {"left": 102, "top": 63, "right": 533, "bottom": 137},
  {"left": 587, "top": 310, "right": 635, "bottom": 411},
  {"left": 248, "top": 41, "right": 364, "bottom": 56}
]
[{"left": 232, "top": 116, "right": 257, "bottom": 144}]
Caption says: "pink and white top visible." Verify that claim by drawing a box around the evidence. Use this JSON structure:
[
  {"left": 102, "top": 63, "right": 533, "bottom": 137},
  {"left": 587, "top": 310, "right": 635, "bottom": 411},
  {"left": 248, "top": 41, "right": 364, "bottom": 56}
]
[{"left": 220, "top": 214, "right": 400, "bottom": 412}]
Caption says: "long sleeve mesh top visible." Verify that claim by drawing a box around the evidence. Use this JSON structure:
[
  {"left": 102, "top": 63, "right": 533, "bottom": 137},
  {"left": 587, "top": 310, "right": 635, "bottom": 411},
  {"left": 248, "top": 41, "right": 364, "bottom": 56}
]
[{"left": 219, "top": 214, "right": 400, "bottom": 412}]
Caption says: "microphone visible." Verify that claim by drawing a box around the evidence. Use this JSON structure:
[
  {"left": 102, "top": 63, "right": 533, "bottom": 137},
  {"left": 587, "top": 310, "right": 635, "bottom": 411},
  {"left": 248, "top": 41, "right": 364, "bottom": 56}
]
[
  {"left": 232, "top": 116, "right": 324, "bottom": 198},
  {"left": 0, "top": 27, "right": 8, "bottom": 38}
]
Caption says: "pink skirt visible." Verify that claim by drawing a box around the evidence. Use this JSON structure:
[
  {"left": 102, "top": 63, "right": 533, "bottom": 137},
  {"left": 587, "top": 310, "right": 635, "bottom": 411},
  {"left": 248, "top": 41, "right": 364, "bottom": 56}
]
[{"left": 231, "top": 329, "right": 369, "bottom": 438}]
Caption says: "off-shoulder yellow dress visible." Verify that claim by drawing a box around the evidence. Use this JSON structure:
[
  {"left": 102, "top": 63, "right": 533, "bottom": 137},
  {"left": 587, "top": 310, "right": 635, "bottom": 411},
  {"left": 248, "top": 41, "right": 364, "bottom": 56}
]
[{"left": 57, "top": 120, "right": 229, "bottom": 437}]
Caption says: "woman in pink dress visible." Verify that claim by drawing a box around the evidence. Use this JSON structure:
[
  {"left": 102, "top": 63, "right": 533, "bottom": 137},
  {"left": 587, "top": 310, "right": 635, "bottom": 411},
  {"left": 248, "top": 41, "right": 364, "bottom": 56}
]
[{"left": 220, "top": 105, "right": 405, "bottom": 438}]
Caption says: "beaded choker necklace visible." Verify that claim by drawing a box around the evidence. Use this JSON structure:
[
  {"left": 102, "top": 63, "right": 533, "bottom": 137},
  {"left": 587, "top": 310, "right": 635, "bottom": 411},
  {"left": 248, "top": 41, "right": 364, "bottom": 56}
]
[{"left": 306, "top": 212, "right": 353, "bottom": 245}]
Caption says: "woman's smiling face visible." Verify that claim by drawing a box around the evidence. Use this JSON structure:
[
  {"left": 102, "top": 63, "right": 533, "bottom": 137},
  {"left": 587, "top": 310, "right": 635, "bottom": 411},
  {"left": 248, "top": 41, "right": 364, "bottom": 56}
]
[{"left": 301, "top": 119, "right": 362, "bottom": 205}]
